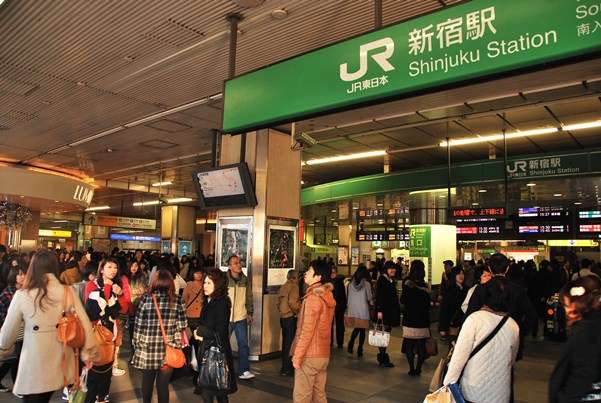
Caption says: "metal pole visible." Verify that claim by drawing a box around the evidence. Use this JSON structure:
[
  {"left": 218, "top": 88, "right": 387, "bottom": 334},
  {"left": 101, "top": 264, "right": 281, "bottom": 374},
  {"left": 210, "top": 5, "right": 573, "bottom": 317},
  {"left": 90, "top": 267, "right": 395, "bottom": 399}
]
[
  {"left": 374, "top": 0, "right": 383, "bottom": 29},
  {"left": 447, "top": 135, "right": 451, "bottom": 223},
  {"left": 503, "top": 125, "right": 508, "bottom": 213},
  {"left": 211, "top": 129, "right": 219, "bottom": 168},
  {"left": 226, "top": 13, "right": 246, "bottom": 163}
]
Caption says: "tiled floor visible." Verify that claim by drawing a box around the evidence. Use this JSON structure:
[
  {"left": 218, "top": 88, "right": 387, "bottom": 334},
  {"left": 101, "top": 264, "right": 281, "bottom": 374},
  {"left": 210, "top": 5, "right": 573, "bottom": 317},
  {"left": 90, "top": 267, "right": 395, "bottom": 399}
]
[{"left": 0, "top": 329, "right": 558, "bottom": 402}]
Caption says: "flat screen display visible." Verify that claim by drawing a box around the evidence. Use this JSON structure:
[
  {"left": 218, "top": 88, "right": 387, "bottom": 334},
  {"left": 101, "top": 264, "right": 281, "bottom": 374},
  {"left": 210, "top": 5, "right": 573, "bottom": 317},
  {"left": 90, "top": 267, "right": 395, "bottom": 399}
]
[
  {"left": 192, "top": 163, "right": 257, "bottom": 209},
  {"left": 518, "top": 206, "right": 568, "bottom": 218},
  {"left": 518, "top": 225, "right": 568, "bottom": 234}
]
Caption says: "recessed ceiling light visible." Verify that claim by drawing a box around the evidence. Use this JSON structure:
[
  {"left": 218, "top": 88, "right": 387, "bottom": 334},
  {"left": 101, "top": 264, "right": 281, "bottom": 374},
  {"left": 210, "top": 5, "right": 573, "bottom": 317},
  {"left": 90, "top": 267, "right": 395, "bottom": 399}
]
[
  {"left": 472, "top": 202, "right": 479, "bottom": 206},
  {"left": 300, "top": 180, "right": 305, "bottom": 185},
  {"left": 478, "top": 189, "right": 487, "bottom": 193},
  {"left": 271, "top": 8, "right": 288, "bottom": 19},
  {"left": 526, "top": 183, "right": 536, "bottom": 187},
  {"left": 19, "top": 195, "right": 24, "bottom": 198},
  {"left": 439, "top": 195, "right": 446, "bottom": 198},
  {"left": 553, "top": 193, "right": 563, "bottom": 197},
  {"left": 54, "top": 200, "right": 59, "bottom": 203},
  {"left": 106, "top": 148, "right": 113, "bottom": 153}
]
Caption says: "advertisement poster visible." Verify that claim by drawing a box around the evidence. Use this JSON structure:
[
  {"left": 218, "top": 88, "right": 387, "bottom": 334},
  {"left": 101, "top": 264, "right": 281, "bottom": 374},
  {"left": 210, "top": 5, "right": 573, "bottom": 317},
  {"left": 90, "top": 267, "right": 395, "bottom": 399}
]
[
  {"left": 161, "top": 240, "right": 171, "bottom": 254},
  {"left": 337, "top": 246, "right": 349, "bottom": 265},
  {"left": 220, "top": 228, "right": 249, "bottom": 269},
  {"left": 178, "top": 240, "right": 193, "bottom": 258},
  {"left": 351, "top": 247, "right": 359, "bottom": 265},
  {"left": 267, "top": 224, "right": 296, "bottom": 287}
]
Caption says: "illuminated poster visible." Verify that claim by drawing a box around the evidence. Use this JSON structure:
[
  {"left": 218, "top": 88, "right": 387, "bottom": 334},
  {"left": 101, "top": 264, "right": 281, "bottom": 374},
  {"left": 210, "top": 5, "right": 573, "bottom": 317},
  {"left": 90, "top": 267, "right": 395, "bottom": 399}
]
[{"left": 268, "top": 224, "right": 297, "bottom": 287}]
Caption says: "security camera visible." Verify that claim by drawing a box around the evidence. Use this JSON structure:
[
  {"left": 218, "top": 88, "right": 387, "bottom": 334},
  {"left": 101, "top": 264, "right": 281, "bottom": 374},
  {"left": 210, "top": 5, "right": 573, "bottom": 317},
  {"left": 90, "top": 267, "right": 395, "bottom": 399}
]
[{"left": 292, "top": 131, "right": 318, "bottom": 150}]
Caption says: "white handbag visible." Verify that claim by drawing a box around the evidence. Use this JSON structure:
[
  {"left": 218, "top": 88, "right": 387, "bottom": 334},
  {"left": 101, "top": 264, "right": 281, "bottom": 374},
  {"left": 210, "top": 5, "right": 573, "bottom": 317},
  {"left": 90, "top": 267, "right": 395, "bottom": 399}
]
[{"left": 368, "top": 321, "right": 390, "bottom": 348}]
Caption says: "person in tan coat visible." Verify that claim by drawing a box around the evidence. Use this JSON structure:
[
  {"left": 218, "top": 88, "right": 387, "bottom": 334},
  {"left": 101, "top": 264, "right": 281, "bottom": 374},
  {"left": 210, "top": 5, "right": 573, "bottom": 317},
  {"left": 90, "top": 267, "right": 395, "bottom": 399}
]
[
  {"left": 292, "top": 261, "right": 336, "bottom": 403},
  {"left": 0, "top": 250, "right": 97, "bottom": 402},
  {"left": 278, "top": 269, "right": 301, "bottom": 376}
]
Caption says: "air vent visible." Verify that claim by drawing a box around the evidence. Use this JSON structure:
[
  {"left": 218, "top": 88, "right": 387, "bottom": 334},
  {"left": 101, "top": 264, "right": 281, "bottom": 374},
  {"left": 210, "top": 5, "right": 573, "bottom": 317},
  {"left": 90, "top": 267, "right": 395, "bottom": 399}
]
[
  {"left": 139, "top": 139, "right": 179, "bottom": 150},
  {"left": 145, "top": 119, "right": 192, "bottom": 133},
  {"left": 143, "top": 19, "right": 205, "bottom": 48}
]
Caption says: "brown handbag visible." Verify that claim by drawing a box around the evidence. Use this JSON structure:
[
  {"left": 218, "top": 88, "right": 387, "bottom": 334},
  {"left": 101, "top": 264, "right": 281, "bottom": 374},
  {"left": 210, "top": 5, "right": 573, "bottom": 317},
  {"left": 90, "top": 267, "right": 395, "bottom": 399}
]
[
  {"left": 57, "top": 286, "right": 86, "bottom": 349},
  {"left": 152, "top": 293, "right": 186, "bottom": 369},
  {"left": 425, "top": 330, "right": 439, "bottom": 358},
  {"left": 93, "top": 323, "right": 116, "bottom": 366}
]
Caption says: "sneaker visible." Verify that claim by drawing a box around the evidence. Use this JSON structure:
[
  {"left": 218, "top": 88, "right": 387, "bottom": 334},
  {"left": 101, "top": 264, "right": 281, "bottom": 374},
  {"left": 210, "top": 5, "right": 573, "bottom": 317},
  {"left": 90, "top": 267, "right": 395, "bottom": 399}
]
[
  {"left": 239, "top": 371, "right": 256, "bottom": 380},
  {"left": 61, "top": 387, "right": 69, "bottom": 401},
  {"left": 112, "top": 367, "right": 126, "bottom": 376},
  {"left": 12, "top": 392, "right": 23, "bottom": 399},
  {"left": 0, "top": 384, "right": 9, "bottom": 392}
]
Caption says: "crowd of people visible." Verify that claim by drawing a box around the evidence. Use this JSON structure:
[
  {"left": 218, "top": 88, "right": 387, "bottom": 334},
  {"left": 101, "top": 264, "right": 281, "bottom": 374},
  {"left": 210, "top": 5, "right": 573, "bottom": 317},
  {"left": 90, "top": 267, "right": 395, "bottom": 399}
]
[{"left": 0, "top": 242, "right": 599, "bottom": 402}]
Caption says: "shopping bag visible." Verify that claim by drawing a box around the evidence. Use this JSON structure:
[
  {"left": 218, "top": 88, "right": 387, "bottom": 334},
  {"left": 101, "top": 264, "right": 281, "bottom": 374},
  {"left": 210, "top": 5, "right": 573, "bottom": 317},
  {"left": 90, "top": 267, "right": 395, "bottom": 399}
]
[
  {"left": 426, "top": 336, "right": 438, "bottom": 358},
  {"left": 423, "top": 385, "right": 456, "bottom": 403},
  {"left": 68, "top": 369, "right": 88, "bottom": 403},
  {"left": 198, "top": 336, "right": 231, "bottom": 391},
  {"left": 429, "top": 346, "right": 454, "bottom": 392},
  {"left": 190, "top": 344, "right": 198, "bottom": 372},
  {"left": 368, "top": 321, "right": 390, "bottom": 348}
]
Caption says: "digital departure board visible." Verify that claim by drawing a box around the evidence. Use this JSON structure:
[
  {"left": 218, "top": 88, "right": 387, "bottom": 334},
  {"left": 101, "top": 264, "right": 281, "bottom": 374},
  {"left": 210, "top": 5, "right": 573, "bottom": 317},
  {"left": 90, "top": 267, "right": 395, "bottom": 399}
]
[
  {"left": 356, "top": 207, "right": 409, "bottom": 242},
  {"left": 579, "top": 211, "right": 601, "bottom": 219},
  {"left": 518, "top": 225, "right": 568, "bottom": 234},
  {"left": 576, "top": 210, "right": 601, "bottom": 237},
  {"left": 518, "top": 206, "right": 568, "bottom": 218}
]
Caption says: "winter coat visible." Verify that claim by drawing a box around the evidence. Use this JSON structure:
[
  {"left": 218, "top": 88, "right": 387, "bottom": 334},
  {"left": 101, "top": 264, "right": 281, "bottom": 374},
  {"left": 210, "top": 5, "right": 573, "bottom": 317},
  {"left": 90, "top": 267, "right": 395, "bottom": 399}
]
[
  {"left": 183, "top": 280, "right": 204, "bottom": 319},
  {"left": 401, "top": 279, "right": 430, "bottom": 329},
  {"left": 132, "top": 291, "right": 187, "bottom": 370},
  {"left": 85, "top": 277, "right": 122, "bottom": 330},
  {"left": 291, "top": 282, "right": 336, "bottom": 365},
  {"left": 332, "top": 275, "right": 347, "bottom": 312},
  {"left": 549, "top": 311, "right": 601, "bottom": 403},
  {"left": 278, "top": 279, "right": 301, "bottom": 319},
  {"left": 0, "top": 274, "right": 97, "bottom": 395},
  {"left": 227, "top": 271, "right": 253, "bottom": 322},
  {"left": 439, "top": 283, "right": 467, "bottom": 331},
  {"left": 375, "top": 274, "right": 401, "bottom": 327},
  {"left": 345, "top": 279, "right": 372, "bottom": 328},
  {"left": 84, "top": 275, "right": 132, "bottom": 316},
  {"left": 196, "top": 295, "right": 237, "bottom": 395}
]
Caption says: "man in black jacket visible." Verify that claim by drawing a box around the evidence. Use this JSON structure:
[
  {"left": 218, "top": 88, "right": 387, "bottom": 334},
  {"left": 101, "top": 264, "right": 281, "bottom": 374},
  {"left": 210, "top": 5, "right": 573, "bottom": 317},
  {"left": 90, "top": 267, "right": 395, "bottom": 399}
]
[
  {"left": 466, "top": 253, "right": 537, "bottom": 361},
  {"left": 330, "top": 266, "right": 347, "bottom": 349}
]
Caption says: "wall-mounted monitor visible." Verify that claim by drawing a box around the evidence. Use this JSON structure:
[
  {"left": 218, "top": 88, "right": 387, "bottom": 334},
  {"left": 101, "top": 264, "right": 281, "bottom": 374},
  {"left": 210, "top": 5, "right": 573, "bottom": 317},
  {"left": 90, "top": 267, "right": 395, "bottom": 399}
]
[{"left": 192, "top": 163, "right": 258, "bottom": 209}]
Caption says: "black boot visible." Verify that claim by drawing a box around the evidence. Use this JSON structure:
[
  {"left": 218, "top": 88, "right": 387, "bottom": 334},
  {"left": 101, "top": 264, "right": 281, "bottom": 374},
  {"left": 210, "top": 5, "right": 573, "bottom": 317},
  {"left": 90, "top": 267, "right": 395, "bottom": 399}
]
[
  {"left": 415, "top": 355, "right": 425, "bottom": 376},
  {"left": 378, "top": 353, "right": 394, "bottom": 368},
  {"left": 357, "top": 346, "right": 363, "bottom": 357},
  {"left": 406, "top": 354, "right": 416, "bottom": 376}
]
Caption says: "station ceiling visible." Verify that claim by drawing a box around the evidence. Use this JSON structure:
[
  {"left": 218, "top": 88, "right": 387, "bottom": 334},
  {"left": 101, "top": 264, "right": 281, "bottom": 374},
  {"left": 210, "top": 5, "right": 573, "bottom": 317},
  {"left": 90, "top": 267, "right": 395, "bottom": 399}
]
[{"left": 1, "top": 0, "right": 600, "bottom": 215}]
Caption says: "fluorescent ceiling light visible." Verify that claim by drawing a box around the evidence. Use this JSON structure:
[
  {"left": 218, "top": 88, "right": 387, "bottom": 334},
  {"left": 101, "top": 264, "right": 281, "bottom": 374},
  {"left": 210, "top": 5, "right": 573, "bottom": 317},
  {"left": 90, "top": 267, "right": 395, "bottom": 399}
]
[
  {"left": 563, "top": 120, "right": 601, "bottom": 131},
  {"left": 440, "top": 127, "right": 557, "bottom": 147},
  {"left": 478, "top": 189, "right": 487, "bottom": 193},
  {"left": 304, "top": 150, "right": 386, "bottom": 166},
  {"left": 133, "top": 200, "right": 160, "bottom": 206},
  {"left": 553, "top": 193, "right": 563, "bottom": 197},
  {"left": 152, "top": 181, "right": 172, "bottom": 187},
  {"left": 409, "top": 187, "right": 456, "bottom": 195},
  {"left": 167, "top": 197, "right": 193, "bottom": 203},
  {"left": 574, "top": 202, "right": 583, "bottom": 205},
  {"left": 472, "top": 203, "right": 479, "bottom": 206},
  {"left": 526, "top": 183, "right": 536, "bottom": 187},
  {"left": 85, "top": 206, "right": 109, "bottom": 212}
]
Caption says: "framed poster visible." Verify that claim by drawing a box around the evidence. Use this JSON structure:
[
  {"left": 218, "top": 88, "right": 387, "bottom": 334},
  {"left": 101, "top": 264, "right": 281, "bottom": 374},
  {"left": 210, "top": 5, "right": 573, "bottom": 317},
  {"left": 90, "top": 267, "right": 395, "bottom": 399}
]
[
  {"left": 337, "top": 246, "right": 349, "bottom": 265},
  {"left": 161, "top": 240, "right": 171, "bottom": 254},
  {"left": 216, "top": 216, "right": 253, "bottom": 275},
  {"left": 267, "top": 223, "right": 297, "bottom": 287},
  {"left": 351, "top": 247, "right": 359, "bottom": 265},
  {"left": 178, "top": 240, "right": 192, "bottom": 258}
]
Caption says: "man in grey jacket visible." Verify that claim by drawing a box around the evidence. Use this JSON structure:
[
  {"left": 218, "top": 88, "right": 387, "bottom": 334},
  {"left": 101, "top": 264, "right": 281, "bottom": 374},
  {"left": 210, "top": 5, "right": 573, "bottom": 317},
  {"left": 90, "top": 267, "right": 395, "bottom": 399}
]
[{"left": 227, "top": 255, "right": 255, "bottom": 380}]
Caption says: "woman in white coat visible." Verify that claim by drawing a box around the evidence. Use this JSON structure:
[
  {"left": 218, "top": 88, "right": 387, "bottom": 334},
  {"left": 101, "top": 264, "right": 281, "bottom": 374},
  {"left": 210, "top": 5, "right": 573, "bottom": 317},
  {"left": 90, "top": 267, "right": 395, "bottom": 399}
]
[
  {"left": 444, "top": 276, "right": 520, "bottom": 403},
  {"left": 0, "top": 250, "right": 97, "bottom": 403}
]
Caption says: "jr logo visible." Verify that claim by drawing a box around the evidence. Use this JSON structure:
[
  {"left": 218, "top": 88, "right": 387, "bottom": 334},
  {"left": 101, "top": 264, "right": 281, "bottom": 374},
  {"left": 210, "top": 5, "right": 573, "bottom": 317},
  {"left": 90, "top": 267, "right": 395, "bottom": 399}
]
[
  {"left": 506, "top": 161, "right": 527, "bottom": 174},
  {"left": 339, "top": 37, "right": 395, "bottom": 82}
]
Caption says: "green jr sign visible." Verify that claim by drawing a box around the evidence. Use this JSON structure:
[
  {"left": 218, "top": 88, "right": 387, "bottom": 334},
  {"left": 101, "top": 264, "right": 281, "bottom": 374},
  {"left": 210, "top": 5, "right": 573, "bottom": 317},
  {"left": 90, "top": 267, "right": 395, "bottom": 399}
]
[
  {"left": 223, "top": 0, "right": 601, "bottom": 133},
  {"left": 409, "top": 226, "right": 431, "bottom": 258}
]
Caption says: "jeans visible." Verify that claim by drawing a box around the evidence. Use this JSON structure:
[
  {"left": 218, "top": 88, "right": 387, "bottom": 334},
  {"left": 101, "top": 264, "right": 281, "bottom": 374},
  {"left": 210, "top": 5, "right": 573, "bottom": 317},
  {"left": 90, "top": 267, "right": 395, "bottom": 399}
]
[
  {"left": 348, "top": 328, "right": 366, "bottom": 353},
  {"left": 280, "top": 317, "right": 297, "bottom": 373},
  {"left": 85, "top": 363, "right": 112, "bottom": 403},
  {"left": 229, "top": 319, "right": 250, "bottom": 375},
  {"left": 141, "top": 367, "right": 172, "bottom": 403},
  {"left": 23, "top": 392, "right": 53, "bottom": 403}
]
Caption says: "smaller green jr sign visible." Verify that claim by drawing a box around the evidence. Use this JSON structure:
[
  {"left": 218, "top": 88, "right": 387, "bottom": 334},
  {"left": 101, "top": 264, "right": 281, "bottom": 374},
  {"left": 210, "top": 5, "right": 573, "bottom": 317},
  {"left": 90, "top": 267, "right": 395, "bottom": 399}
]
[{"left": 409, "top": 226, "right": 431, "bottom": 258}]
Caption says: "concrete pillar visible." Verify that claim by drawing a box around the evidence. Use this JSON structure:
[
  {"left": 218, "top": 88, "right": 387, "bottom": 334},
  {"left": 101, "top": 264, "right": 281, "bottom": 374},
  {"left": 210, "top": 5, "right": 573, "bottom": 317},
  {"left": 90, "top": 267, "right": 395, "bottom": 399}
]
[
  {"left": 161, "top": 205, "right": 196, "bottom": 257},
  {"left": 217, "top": 128, "right": 301, "bottom": 359}
]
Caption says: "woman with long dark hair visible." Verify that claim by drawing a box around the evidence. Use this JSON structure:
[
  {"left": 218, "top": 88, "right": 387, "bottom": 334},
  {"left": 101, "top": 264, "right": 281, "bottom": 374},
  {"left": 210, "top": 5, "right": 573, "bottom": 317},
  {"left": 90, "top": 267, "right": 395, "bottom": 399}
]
[
  {"left": 549, "top": 275, "right": 601, "bottom": 403},
  {"left": 401, "top": 260, "right": 431, "bottom": 376},
  {"left": 133, "top": 269, "right": 187, "bottom": 403},
  {"left": 195, "top": 269, "right": 237, "bottom": 403},
  {"left": 0, "top": 250, "right": 96, "bottom": 403},
  {"left": 438, "top": 266, "right": 467, "bottom": 340},
  {"left": 84, "top": 257, "right": 124, "bottom": 403},
  {"left": 126, "top": 260, "right": 148, "bottom": 361}
]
